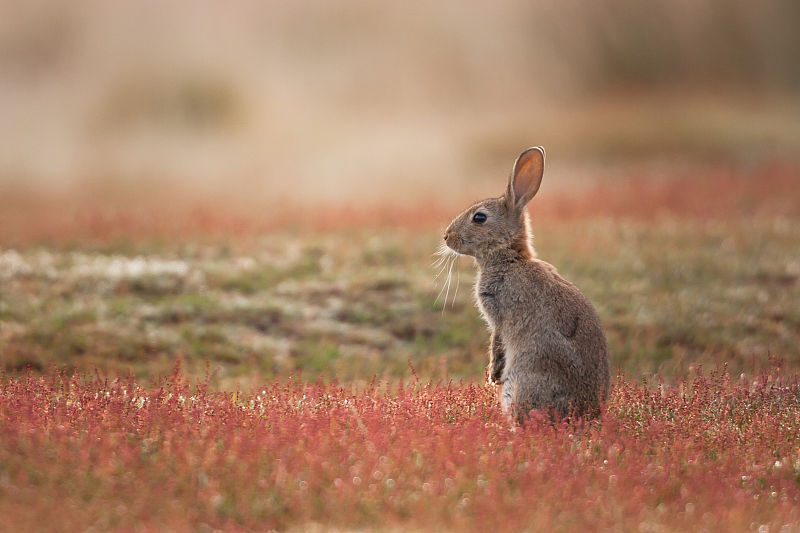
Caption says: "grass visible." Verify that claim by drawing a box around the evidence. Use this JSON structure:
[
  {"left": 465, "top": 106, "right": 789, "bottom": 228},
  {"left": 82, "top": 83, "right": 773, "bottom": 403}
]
[
  {"left": 1, "top": 161, "right": 799, "bottom": 530},
  {"left": 1, "top": 365, "right": 799, "bottom": 531},
  {"left": 3, "top": 3, "right": 800, "bottom": 529},
  {"left": 2, "top": 213, "right": 798, "bottom": 385}
]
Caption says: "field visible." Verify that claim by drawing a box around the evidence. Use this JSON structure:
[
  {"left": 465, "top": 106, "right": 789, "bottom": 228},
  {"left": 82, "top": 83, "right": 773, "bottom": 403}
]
[
  {"left": 2, "top": 365, "right": 799, "bottom": 532},
  {"left": 3, "top": 163, "right": 799, "bottom": 385},
  {"left": 3, "top": 2, "right": 800, "bottom": 530},
  {"left": 2, "top": 161, "right": 800, "bottom": 531}
]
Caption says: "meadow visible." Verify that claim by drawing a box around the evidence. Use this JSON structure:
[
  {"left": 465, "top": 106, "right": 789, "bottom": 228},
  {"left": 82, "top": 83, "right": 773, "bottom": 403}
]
[
  {"left": 2, "top": 362, "right": 799, "bottom": 531},
  {"left": 2, "top": 161, "right": 800, "bottom": 531},
  {"left": 2, "top": 162, "right": 799, "bottom": 385},
  {"left": 3, "top": 3, "right": 800, "bottom": 529}
]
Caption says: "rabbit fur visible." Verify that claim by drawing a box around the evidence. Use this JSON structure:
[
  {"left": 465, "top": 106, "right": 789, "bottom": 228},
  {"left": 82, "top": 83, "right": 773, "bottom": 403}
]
[{"left": 443, "top": 147, "right": 610, "bottom": 421}]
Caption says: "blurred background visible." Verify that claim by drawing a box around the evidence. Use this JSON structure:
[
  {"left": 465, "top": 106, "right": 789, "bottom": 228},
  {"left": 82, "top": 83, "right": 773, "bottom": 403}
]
[
  {"left": 1, "top": 0, "right": 799, "bottom": 383},
  {"left": 2, "top": 0, "right": 798, "bottom": 207}
]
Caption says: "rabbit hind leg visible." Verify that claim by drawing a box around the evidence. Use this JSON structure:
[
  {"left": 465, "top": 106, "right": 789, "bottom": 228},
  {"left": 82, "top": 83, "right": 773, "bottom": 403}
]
[{"left": 511, "top": 374, "right": 570, "bottom": 423}]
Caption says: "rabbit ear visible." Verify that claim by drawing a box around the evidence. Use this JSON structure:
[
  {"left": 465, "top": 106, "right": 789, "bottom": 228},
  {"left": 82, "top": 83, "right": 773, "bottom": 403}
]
[{"left": 506, "top": 146, "right": 545, "bottom": 211}]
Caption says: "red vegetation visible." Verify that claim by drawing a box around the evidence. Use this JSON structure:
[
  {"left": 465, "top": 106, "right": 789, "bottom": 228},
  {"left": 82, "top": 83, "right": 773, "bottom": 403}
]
[
  {"left": 539, "top": 161, "right": 800, "bottom": 221},
  {"left": 1, "top": 162, "right": 798, "bottom": 246},
  {"left": 2, "top": 366, "right": 799, "bottom": 531}
]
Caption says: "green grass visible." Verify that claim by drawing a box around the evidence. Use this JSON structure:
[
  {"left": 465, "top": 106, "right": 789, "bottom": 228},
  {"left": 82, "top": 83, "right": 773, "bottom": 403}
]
[{"left": 1, "top": 218, "right": 798, "bottom": 386}]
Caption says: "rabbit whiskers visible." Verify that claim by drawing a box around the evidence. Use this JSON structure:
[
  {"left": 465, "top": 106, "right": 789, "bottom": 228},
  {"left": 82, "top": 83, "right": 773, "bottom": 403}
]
[{"left": 433, "top": 244, "right": 461, "bottom": 312}]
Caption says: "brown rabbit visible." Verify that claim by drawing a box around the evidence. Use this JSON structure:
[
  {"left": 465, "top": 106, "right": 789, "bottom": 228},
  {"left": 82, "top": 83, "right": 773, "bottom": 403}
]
[{"left": 443, "top": 147, "right": 610, "bottom": 421}]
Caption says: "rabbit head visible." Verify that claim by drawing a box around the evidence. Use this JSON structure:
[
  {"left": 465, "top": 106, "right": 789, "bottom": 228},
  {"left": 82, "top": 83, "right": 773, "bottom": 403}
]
[{"left": 444, "top": 147, "right": 545, "bottom": 261}]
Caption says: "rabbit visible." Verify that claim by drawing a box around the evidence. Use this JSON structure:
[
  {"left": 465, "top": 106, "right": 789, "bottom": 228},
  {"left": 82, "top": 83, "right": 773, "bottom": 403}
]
[{"left": 443, "top": 147, "right": 610, "bottom": 422}]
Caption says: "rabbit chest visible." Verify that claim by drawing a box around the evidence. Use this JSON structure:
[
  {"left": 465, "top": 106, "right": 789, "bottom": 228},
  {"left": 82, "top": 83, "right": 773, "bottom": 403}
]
[
  {"left": 474, "top": 269, "right": 506, "bottom": 330},
  {"left": 476, "top": 261, "right": 577, "bottom": 357},
  {"left": 475, "top": 266, "right": 546, "bottom": 333}
]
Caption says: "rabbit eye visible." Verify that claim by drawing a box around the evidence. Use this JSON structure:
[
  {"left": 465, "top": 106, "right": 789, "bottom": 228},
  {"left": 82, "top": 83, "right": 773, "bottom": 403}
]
[{"left": 472, "top": 212, "right": 487, "bottom": 224}]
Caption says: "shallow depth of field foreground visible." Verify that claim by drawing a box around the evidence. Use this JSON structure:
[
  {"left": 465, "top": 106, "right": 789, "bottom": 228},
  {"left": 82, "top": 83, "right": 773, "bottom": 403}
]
[{"left": 2, "top": 366, "right": 800, "bottom": 531}]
